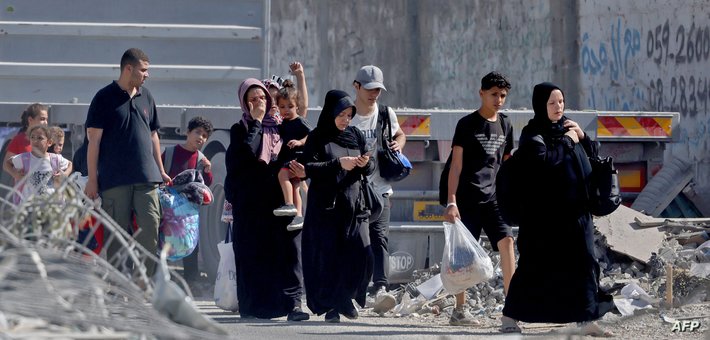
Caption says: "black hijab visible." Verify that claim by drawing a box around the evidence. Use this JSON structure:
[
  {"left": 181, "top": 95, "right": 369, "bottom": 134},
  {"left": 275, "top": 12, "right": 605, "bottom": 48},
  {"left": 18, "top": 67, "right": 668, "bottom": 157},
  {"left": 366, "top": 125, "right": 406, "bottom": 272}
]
[
  {"left": 313, "top": 90, "right": 360, "bottom": 149},
  {"left": 530, "top": 82, "right": 568, "bottom": 139}
]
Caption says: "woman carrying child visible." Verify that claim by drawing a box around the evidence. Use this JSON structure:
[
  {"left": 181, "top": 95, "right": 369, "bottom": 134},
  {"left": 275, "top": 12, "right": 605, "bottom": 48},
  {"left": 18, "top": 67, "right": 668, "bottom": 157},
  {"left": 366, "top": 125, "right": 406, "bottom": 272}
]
[{"left": 224, "top": 78, "right": 309, "bottom": 321}]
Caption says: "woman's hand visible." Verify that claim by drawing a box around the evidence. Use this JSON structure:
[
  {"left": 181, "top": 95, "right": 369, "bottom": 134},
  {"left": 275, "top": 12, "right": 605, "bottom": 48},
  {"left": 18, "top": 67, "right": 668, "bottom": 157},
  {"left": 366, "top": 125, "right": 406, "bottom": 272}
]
[
  {"left": 339, "top": 156, "right": 358, "bottom": 170},
  {"left": 564, "top": 119, "right": 585, "bottom": 141},
  {"left": 287, "top": 139, "right": 304, "bottom": 148},
  {"left": 288, "top": 160, "right": 306, "bottom": 178},
  {"left": 249, "top": 101, "right": 266, "bottom": 122},
  {"left": 355, "top": 154, "right": 369, "bottom": 168}
]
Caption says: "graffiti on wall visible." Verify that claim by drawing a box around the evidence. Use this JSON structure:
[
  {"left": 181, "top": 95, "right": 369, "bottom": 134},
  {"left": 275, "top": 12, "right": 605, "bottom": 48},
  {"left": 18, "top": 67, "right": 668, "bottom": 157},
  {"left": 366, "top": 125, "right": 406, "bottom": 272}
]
[{"left": 580, "top": 10, "right": 709, "bottom": 170}]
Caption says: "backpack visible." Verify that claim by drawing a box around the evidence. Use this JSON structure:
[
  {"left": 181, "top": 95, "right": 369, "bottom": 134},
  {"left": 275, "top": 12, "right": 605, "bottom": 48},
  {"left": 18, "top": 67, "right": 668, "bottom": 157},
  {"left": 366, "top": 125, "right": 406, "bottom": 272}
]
[
  {"left": 21, "top": 152, "right": 61, "bottom": 174},
  {"left": 163, "top": 145, "right": 204, "bottom": 175},
  {"left": 438, "top": 114, "right": 512, "bottom": 207},
  {"left": 376, "top": 105, "right": 412, "bottom": 182},
  {"left": 494, "top": 151, "right": 522, "bottom": 224}
]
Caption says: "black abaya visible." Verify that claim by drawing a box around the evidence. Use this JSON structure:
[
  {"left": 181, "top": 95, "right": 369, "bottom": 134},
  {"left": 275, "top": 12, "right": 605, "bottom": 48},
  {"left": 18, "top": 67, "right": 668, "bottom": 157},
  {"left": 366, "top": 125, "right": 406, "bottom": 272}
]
[{"left": 224, "top": 118, "right": 303, "bottom": 319}]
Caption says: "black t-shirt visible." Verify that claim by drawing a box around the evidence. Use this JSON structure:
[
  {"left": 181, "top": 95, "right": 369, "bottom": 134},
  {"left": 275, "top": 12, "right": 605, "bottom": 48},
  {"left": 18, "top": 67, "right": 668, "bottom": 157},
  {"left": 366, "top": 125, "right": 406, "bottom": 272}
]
[
  {"left": 278, "top": 116, "right": 311, "bottom": 163},
  {"left": 452, "top": 111, "right": 514, "bottom": 203},
  {"left": 85, "top": 81, "right": 162, "bottom": 191}
]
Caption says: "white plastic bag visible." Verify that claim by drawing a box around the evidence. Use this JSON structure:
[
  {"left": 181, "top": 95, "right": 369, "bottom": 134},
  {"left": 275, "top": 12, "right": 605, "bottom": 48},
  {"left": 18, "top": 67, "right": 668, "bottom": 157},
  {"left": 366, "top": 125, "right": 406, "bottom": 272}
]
[
  {"left": 441, "top": 218, "right": 494, "bottom": 294},
  {"left": 213, "top": 225, "right": 238, "bottom": 311}
]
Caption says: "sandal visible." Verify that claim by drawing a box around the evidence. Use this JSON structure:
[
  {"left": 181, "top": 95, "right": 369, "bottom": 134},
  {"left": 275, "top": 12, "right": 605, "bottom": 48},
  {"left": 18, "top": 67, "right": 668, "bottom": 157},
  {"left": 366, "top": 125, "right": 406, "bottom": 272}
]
[
  {"left": 580, "top": 321, "right": 614, "bottom": 337},
  {"left": 499, "top": 315, "right": 521, "bottom": 333}
]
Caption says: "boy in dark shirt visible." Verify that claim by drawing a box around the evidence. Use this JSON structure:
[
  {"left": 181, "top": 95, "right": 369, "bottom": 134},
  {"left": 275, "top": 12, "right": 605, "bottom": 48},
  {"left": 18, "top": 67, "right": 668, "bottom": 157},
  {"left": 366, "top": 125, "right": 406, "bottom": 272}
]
[
  {"left": 443, "top": 72, "right": 516, "bottom": 326},
  {"left": 272, "top": 80, "right": 311, "bottom": 231}
]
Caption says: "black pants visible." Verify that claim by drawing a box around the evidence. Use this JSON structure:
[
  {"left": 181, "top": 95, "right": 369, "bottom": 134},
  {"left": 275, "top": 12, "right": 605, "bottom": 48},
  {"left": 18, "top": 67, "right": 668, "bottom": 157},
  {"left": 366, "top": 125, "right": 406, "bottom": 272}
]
[
  {"left": 183, "top": 243, "right": 199, "bottom": 281},
  {"left": 369, "top": 195, "right": 390, "bottom": 289}
]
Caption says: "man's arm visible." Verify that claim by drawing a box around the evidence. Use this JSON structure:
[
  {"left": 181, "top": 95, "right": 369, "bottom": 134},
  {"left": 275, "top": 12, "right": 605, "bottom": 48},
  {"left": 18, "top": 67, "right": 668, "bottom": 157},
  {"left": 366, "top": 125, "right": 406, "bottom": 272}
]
[
  {"left": 444, "top": 146, "right": 464, "bottom": 223},
  {"left": 84, "top": 128, "right": 102, "bottom": 199},
  {"left": 152, "top": 131, "right": 171, "bottom": 183},
  {"left": 391, "top": 127, "right": 406, "bottom": 152}
]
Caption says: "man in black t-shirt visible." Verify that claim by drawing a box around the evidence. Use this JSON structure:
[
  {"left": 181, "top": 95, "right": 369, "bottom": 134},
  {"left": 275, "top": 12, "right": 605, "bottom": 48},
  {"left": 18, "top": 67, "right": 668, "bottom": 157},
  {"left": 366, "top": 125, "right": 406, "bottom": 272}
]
[
  {"left": 84, "top": 48, "right": 170, "bottom": 276},
  {"left": 443, "top": 72, "right": 516, "bottom": 326}
]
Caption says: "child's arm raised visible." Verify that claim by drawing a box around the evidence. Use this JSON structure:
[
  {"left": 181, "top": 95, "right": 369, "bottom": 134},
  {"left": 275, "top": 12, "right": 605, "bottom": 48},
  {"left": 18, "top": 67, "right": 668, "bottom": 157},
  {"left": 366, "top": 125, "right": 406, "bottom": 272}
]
[{"left": 290, "top": 62, "right": 309, "bottom": 118}]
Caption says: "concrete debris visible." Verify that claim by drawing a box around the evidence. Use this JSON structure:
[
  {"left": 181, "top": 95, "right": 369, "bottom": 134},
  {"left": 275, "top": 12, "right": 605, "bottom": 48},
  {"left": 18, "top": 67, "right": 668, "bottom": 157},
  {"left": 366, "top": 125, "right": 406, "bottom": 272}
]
[
  {"left": 594, "top": 205, "right": 666, "bottom": 264},
  {"left": 383, "top": 207, "right": 710, "bottom": 321}
]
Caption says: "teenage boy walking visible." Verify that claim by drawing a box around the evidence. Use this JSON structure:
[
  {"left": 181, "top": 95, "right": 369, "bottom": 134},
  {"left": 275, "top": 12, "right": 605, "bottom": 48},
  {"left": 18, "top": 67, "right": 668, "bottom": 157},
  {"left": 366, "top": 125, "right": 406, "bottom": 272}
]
[
  {"left": 350, "top": 65, "right": 406, "bottom": 314},
  {"left": 444, "top": 71, "right": 516, "bottom": 326}
]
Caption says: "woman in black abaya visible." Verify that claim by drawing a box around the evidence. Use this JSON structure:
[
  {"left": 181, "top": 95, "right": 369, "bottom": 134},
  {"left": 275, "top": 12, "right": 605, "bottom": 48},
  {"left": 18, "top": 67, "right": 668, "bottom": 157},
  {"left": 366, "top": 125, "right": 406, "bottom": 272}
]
[
  {"left": 224, "top": 78, "right": 308, "bottom": 321},
  {"left": 501, "top": 83, "right": 614, "bottom": 336},
  {"left": 299, "top": 90, "right": 374, "bottom": 323}
]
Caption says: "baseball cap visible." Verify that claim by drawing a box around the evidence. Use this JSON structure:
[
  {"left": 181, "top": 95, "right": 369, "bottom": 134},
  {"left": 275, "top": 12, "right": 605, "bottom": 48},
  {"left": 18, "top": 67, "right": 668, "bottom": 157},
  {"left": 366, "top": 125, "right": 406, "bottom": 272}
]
[{"left": 355, "top": 65, "right": 387, "bottom": 91}]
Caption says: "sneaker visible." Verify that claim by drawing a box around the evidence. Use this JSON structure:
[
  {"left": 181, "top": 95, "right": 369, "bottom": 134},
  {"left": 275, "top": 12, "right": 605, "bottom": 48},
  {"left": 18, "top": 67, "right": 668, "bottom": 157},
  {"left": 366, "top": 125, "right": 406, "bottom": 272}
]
[
  {"left": 372, "top": 287, "right": 396, "bottom": 315},
  {"left": 287, "top": 307, "right": 310, "bottom": 321},
  {"left": 449, "top": 308, "right": 481, "bottom": 326},
  {"left": 324, "top": 309, "right": 340, "bottom": 323},
  {"left": 274, "top": 204, "right": 297, "bottom": 216},
  {"left": 286, "top": 216, "right": 304, "bottom": 231}
]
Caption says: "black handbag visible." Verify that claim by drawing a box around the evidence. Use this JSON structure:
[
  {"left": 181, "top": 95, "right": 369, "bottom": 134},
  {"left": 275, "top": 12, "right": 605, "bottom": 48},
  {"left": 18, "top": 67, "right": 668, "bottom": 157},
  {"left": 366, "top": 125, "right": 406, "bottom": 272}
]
[
  {"left": 588, "top": 156, "right": 622, "bottom": 216},
  {"left": 361, "top": 175, "right": 384, "bottom": 221},
  {"left": 377, "top": 105, "right": 411, "bottom": 182}
]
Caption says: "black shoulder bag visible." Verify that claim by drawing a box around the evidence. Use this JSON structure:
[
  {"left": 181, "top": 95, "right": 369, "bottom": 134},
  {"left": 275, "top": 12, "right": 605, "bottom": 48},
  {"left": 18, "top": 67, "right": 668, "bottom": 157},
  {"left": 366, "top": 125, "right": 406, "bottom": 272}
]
[
  {"left": 572, "top": 139, "right": 622, "bottom": 216},
  {"left": 376, "top": 105, "right": 411, "bottom": 182},
  {"left": 360, "top": 175, "right": 384, "bottom": 222},
  {"left": 587, "top": 155, "right": 622, "bottom": 216}
]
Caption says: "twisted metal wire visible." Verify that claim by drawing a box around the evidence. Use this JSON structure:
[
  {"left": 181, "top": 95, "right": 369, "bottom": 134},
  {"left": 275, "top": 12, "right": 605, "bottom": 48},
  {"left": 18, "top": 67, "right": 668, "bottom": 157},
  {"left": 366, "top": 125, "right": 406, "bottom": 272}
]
[{"left": 0, "top": 173, "right": 224, "bottom": 338}]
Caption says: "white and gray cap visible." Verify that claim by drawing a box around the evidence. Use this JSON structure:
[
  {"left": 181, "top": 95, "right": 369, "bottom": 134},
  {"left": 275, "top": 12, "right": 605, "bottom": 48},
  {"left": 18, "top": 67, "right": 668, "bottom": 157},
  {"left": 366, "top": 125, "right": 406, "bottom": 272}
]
[{"left": 355, "top": 65, "right": 387, "bottom": 91}]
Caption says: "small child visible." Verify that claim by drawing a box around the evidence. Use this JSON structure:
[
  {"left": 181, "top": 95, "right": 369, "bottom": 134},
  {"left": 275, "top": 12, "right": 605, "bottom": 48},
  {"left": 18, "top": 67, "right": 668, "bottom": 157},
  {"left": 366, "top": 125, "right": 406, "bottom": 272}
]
[
  {"left": 48, "top": 126, "right": 66, "bottom": 154},
  {"left": 161, "top": 116, "right": 213, "bottom": 285},
  {"left": 273, "top": 80, "right": 311, "bottom": 231},
  {"left": 5, "top": 125, "right": 71, "bottom": 201}
]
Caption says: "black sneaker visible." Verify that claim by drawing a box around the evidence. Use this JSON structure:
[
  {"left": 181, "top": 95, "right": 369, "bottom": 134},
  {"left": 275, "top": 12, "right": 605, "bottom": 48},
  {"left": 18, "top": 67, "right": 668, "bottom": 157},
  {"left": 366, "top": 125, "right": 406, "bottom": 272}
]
[
  {"left": 324, "top": 309, "right": 340, "bottom": 323},
  {"left": 287, "top": 216, "right": 304, "bottom": 231},
  {"left": 274, "top": 204, "right": 297, "bottom": 216},
  {"left": 287, "top": 307, "right": 310, "bottom": 321}
]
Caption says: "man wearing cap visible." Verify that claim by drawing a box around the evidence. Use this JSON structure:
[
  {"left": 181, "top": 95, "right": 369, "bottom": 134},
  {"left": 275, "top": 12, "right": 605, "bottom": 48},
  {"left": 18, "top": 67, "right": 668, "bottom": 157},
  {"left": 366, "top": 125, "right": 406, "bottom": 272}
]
[{"left": 350, "top": 65, "right": 406, "bottom": 315}]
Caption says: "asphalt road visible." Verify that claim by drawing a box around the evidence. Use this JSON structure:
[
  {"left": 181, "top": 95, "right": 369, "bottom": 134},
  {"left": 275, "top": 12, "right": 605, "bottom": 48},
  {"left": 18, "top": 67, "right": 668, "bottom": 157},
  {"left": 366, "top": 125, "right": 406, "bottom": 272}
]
[{"left": 194, "top": 298, "right": 572, "bottom": 339}]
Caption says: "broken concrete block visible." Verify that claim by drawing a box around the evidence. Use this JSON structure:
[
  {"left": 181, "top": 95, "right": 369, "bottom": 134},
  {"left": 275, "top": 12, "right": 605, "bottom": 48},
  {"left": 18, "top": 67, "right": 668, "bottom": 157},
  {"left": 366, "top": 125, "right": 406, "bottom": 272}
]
[{"left": 595, "top": 205, "right": 667, "bottom": 264}]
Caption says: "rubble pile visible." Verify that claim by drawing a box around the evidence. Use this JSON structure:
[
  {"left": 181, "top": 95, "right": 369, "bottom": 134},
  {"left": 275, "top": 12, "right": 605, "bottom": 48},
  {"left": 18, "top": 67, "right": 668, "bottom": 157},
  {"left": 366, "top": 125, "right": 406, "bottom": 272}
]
[{"left": 374, "top": 206, "right": 710, "bottom": 322}]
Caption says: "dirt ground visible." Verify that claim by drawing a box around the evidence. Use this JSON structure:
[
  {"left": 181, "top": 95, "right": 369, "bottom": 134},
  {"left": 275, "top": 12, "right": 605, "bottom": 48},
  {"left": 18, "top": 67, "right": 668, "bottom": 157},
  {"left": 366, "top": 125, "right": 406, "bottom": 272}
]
[{"left": 400, "top": 301, "right": 710, "bottom": 339}]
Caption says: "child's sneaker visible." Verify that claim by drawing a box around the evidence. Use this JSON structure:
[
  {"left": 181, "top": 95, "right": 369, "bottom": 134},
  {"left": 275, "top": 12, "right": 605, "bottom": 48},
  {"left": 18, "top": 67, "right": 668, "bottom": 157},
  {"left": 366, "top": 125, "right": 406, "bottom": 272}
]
[
  {"left": 449, "top": 308, "right": 481, "bottom": 326},
  {"left": 287, "top": 216, "right": 304, "bottom": 231},
  {"left": 274, "top": 204, "right": 297, "bottom": 216}
]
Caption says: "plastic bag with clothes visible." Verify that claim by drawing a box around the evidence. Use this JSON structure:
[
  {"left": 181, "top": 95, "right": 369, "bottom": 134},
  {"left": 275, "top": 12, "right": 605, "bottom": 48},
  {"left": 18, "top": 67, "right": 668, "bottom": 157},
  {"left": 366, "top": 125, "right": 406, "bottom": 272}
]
[
  {"left": 441, "top": 218, "right": 494, "bottom": 294},
  {"left": 158, "top": 186, "right": 200, "bottom": 261}
]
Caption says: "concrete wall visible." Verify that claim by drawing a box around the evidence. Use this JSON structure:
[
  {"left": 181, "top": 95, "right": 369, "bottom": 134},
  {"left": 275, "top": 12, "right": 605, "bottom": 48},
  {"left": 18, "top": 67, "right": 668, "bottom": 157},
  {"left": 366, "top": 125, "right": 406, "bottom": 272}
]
[
  {"left": 270, "top": 0, "right": 710, "bottom": 214},
  {"left": 269, "top": 0, "right": 575, "bottom": 110},
  {"left": 577, "top": 0, "right": 710, "bottom": 212}
]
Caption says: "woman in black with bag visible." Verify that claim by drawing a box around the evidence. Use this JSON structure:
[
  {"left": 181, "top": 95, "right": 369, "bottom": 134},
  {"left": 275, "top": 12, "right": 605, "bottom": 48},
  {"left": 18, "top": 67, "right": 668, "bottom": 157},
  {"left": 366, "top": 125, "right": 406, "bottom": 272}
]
[
  {"left": 297, "top": 90, "right": 375, "bottom": 323},
  {"left": 501, "top": 83, "right": 614, "bottom": 336},
  {"left": 224, "top": 78, "right": 308, "bottom": 321}
]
